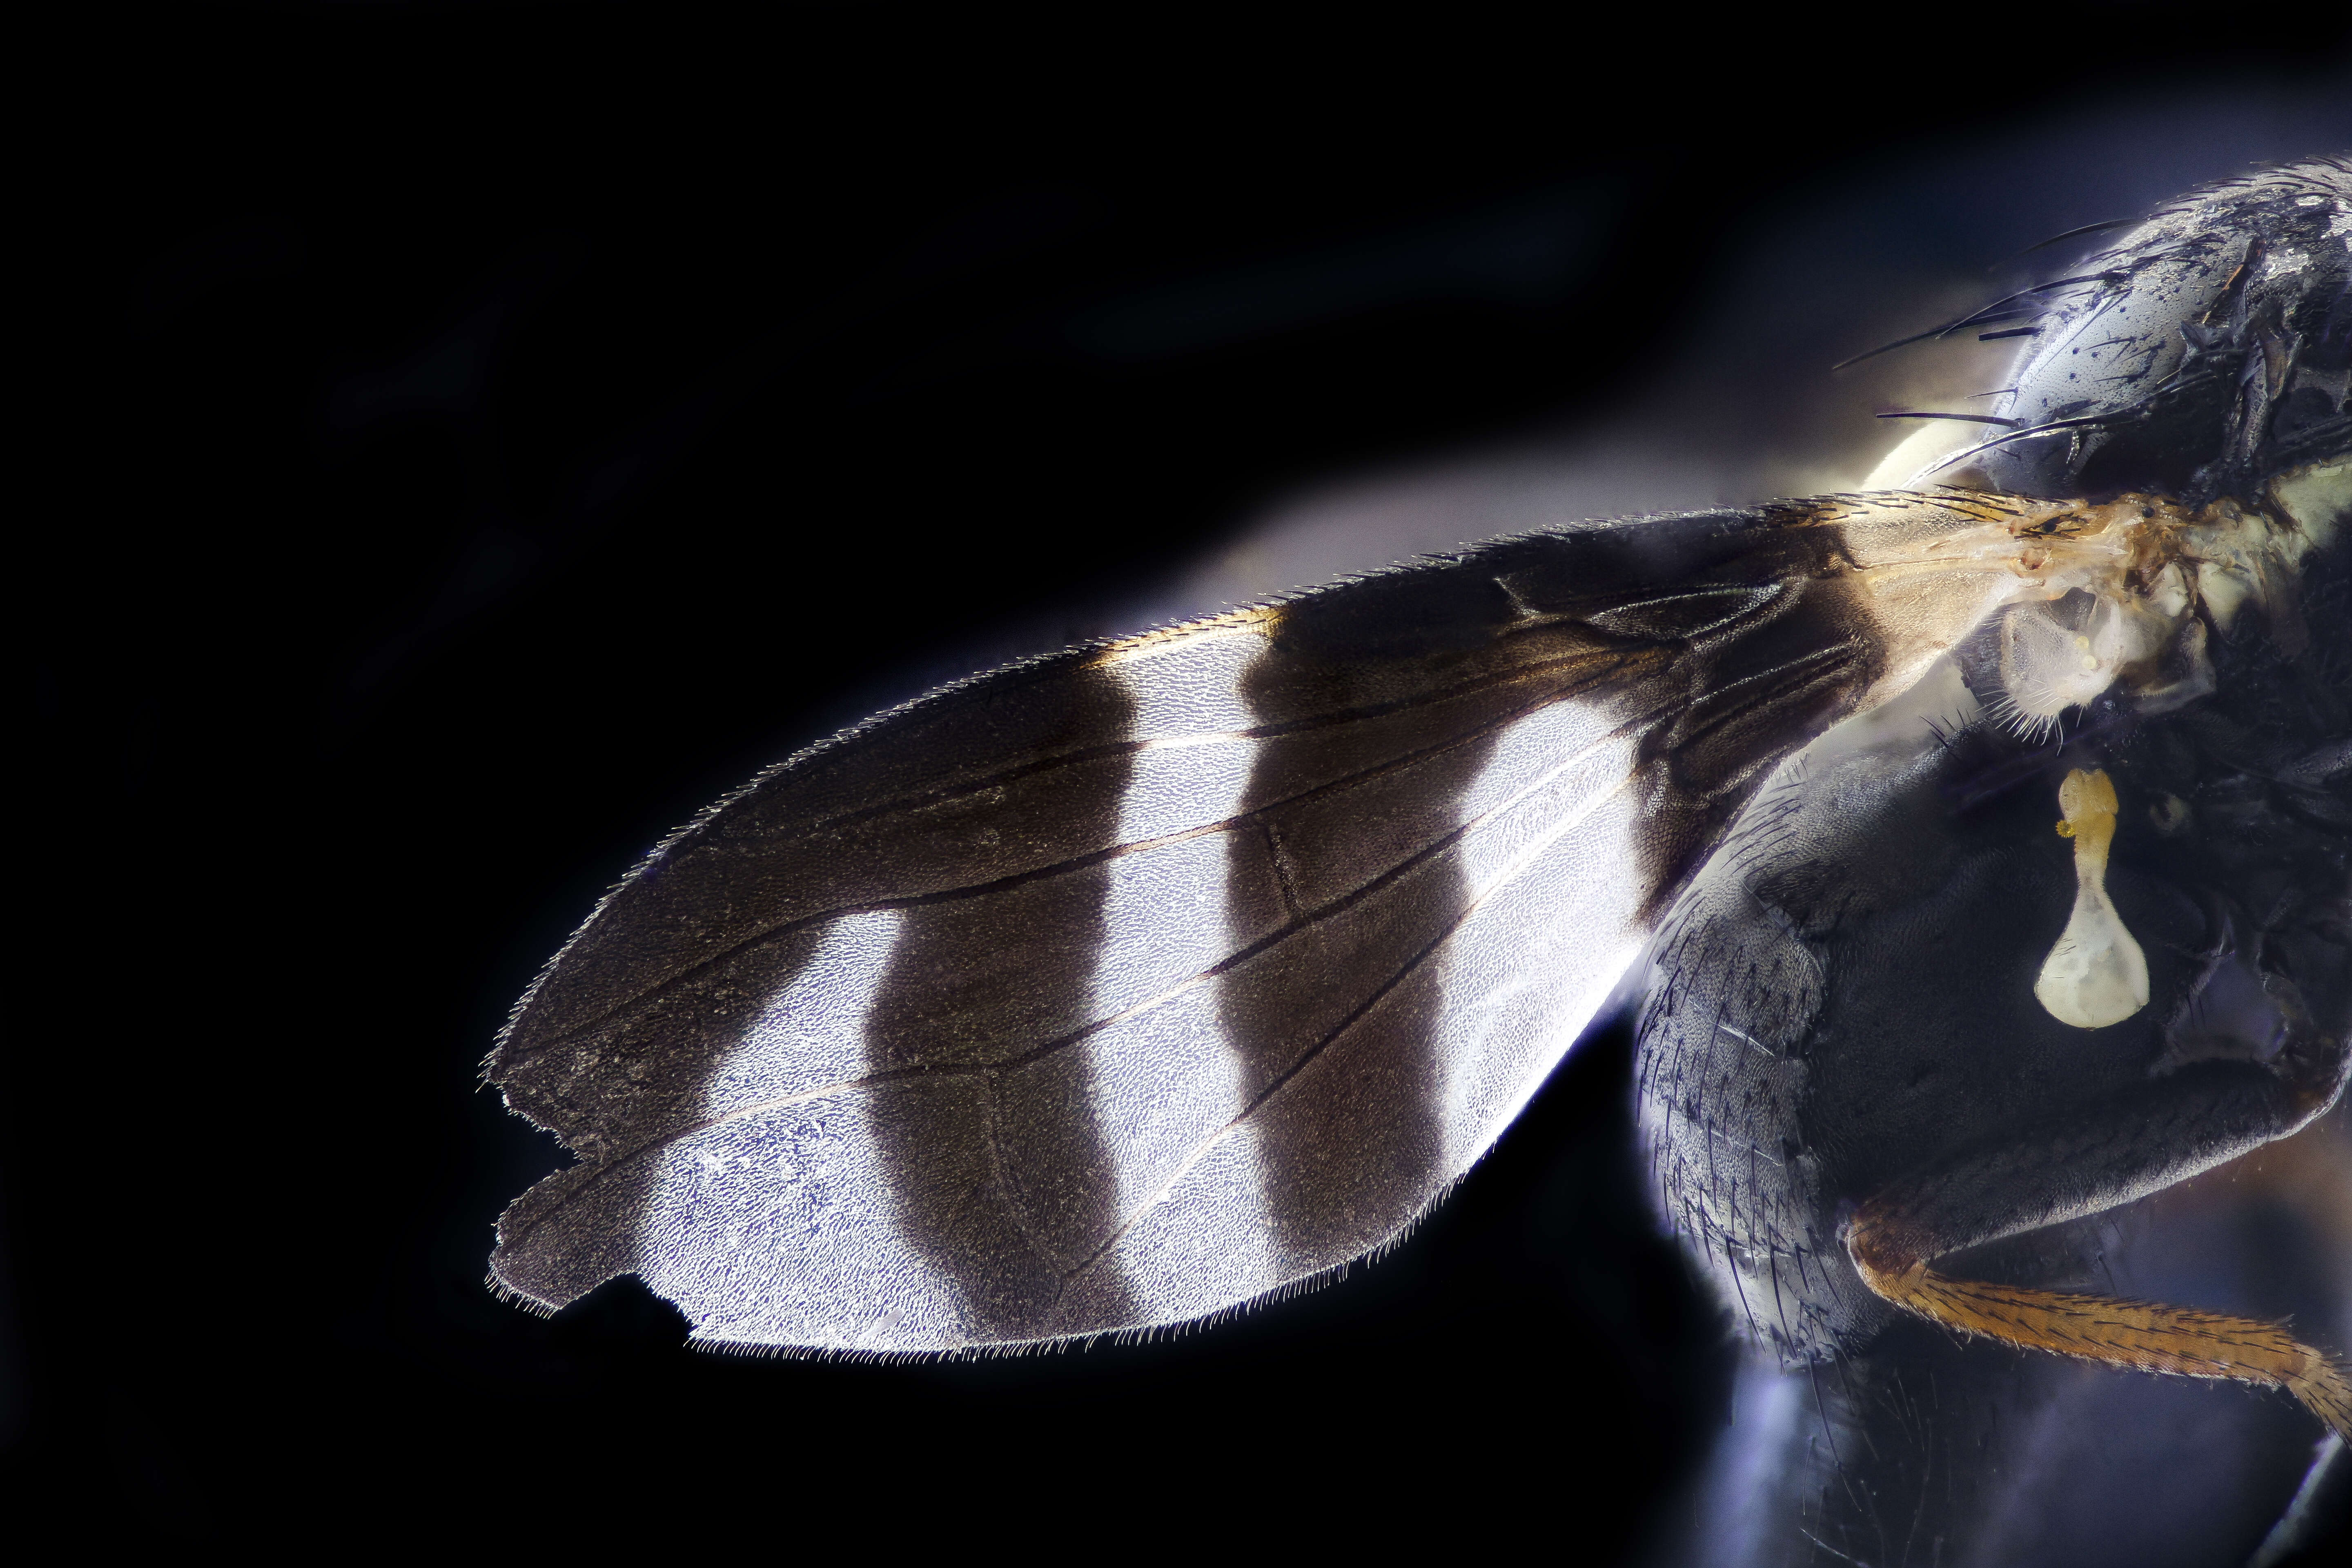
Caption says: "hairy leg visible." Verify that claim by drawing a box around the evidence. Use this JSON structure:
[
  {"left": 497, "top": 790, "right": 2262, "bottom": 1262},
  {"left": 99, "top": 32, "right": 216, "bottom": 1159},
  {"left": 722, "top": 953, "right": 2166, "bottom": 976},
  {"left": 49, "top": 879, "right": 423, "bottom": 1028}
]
[{"left": 1844, "top": 1031, "right": 2352, "bottom": 1437}]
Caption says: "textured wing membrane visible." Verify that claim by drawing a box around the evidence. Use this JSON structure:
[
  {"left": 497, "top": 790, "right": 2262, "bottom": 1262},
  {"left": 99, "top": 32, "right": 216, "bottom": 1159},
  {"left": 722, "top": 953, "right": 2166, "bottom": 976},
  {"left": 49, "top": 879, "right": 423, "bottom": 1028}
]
[{"left": 488, "top": 490, "right": 2043, "bottom": 1352}]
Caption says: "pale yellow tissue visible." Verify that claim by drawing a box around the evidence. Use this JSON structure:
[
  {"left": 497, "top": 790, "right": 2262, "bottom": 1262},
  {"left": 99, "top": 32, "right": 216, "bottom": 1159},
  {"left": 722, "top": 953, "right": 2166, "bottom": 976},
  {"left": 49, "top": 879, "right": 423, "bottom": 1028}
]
[{"left": 2034, "top": 768, "right": 2149, "bottom": 1030}]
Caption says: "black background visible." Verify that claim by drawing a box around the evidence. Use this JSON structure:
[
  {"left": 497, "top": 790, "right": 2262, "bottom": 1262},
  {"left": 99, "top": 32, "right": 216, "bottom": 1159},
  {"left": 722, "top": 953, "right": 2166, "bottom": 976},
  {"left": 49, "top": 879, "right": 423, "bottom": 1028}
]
[{"left": 18, "top": 4, "right": 2352, "bottom": 1552}]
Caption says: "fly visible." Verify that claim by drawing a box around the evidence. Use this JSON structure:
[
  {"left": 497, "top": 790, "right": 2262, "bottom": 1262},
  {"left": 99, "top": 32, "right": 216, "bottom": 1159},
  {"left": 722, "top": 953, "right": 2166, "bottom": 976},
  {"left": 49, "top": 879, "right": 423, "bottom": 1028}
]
[{"left": 486, "top": 157, "right": 2352, "bottom": 1567}]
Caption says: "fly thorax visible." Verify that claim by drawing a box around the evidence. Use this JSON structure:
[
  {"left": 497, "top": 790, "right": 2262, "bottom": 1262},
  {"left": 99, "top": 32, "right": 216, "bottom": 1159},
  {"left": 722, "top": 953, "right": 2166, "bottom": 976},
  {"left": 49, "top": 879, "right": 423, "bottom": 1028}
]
[{"left": 1972, "top": 474, "right": 2344, "bottom": 740}]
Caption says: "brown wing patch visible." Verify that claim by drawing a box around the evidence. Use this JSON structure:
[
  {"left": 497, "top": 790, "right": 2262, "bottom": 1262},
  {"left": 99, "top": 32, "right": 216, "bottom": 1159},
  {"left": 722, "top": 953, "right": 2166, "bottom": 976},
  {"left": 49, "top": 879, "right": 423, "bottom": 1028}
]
[{"left": 487, "top": 492, "right": 2083, "bottom": 1349}]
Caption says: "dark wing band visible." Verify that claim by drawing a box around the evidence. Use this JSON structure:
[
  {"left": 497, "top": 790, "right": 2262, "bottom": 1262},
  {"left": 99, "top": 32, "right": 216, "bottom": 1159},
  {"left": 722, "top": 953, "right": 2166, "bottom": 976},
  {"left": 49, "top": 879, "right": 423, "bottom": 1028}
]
[{"left": 487, "top": 489, "right": 2045, "bottom": 1352}]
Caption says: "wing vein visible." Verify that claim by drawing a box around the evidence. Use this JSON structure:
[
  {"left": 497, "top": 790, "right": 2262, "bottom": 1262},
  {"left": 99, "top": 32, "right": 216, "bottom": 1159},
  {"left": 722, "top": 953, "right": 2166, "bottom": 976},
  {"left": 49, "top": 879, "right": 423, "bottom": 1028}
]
[
  {"left": 1056, "top": 766, "right": 1643, "bottom": 1299},
  {"left": 511, "top": 646, "right": 1658, "bottom": 1055},
  {"left": 504, "top": 702, "right": 1662, "bottom": 1257},
  {"left": 740, "top": 642, "right": 1653, "bottom": 843}
]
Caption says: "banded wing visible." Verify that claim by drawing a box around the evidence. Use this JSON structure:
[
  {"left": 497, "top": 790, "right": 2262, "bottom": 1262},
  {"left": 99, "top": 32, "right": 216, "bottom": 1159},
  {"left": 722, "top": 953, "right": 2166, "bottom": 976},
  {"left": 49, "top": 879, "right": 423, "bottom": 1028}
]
[{"left": 488, "top": 489, "right": 2046, "bottom": 1352}]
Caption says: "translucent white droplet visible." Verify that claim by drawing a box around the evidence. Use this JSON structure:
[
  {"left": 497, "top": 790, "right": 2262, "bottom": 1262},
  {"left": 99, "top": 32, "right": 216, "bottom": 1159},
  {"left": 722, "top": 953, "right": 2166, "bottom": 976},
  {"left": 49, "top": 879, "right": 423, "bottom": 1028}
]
[{"left": 2035, "top": 768, "right": 2149, "bottom": 1029}]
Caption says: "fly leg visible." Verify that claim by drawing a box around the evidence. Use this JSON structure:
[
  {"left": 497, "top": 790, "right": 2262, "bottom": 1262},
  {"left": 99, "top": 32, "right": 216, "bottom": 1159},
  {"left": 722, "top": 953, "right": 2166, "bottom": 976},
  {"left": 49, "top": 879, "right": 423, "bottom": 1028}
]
[{"left": 1843, "top": 1016, "right": 2352, "bottom": 1438}]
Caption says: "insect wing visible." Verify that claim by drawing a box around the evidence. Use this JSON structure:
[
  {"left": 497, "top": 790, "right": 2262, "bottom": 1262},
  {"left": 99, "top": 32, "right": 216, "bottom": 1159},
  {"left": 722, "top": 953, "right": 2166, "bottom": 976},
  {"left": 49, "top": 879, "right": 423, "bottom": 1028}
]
[{"left": 487, "top": 491, "right": 2036, "bottom": 1352}]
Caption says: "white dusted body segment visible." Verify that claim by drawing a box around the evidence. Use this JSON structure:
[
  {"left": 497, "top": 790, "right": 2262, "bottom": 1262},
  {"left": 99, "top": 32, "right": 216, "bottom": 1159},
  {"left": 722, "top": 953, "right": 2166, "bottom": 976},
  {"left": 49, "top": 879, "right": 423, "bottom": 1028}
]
[
  {"left": 2034, "top": 768, "right": 2148, "bottom": 1030},
  {"left": 487, "top": 492, "right": 2104, "bottom": 1351}
]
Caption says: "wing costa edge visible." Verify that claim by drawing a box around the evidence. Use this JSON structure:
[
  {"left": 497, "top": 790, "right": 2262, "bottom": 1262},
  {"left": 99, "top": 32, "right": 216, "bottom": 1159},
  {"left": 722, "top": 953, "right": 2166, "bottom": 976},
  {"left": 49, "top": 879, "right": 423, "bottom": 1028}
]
[{"left": 486, "top": 488, "right": 2068, "bottom": 1353}]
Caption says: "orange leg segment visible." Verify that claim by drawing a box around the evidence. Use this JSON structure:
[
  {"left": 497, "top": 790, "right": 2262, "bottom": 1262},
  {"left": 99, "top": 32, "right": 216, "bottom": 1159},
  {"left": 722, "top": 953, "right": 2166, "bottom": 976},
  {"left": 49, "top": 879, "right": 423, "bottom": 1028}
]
[{"left": 1849, "top": 1208, "right": 2352, "bottom": 1439}]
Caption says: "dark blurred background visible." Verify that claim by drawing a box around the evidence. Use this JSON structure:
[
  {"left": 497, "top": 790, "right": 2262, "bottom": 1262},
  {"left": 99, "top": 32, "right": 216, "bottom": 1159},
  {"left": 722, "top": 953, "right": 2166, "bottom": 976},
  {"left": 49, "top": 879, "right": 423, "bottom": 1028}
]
[{"left": 17, "top": 3, "right": 2352, "bottom": 1551}]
